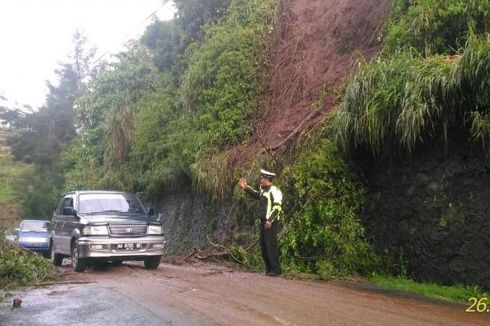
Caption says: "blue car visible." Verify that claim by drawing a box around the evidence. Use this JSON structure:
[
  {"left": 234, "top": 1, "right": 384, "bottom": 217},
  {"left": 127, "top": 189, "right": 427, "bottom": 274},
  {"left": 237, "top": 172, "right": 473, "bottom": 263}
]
[{"left": 15, "top": 220, "right": 51, "bottom": 257}]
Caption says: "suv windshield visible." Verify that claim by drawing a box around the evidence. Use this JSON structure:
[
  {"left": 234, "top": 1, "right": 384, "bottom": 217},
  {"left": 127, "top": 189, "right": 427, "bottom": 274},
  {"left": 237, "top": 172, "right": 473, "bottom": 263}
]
[
  {"left": 21, "top": 221, "right": 48, "bottom": 232},
  {"left": 79, "top": 193, "right": 146, "bottom": 215}
]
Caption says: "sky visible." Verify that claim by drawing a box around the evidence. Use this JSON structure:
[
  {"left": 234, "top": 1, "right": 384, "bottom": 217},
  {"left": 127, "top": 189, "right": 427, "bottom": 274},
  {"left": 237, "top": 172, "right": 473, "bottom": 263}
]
[{"left": 0, "top": 0, "right": 176, "bottom": 110}]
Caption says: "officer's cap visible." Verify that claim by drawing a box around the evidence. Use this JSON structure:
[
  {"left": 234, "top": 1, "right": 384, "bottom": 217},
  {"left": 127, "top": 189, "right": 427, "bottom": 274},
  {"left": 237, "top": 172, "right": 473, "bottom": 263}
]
[{"left": 260, "top": 169, "right": 276, "bottom": 179}]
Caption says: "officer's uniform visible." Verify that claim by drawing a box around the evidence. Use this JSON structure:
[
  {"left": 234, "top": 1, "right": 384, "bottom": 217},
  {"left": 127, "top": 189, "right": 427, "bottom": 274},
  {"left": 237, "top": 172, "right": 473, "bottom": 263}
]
[{"left": 244, "top": 169, "right": 283, "bottom": 276}]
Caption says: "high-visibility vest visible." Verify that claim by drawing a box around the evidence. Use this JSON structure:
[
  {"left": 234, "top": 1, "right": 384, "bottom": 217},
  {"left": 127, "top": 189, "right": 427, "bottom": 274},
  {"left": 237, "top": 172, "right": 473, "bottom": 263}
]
[{"left": 262, "top": 185, "right": 283, "bottom": 220}]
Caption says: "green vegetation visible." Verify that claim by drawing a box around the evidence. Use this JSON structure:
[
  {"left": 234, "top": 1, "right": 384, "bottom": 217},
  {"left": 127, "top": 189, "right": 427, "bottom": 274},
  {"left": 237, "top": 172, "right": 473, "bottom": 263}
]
[
  {"left": 181, "top": 0, "right": 275, "bottom": 148},
  {"left": 62, "top": 0, "right": 277, "bottom": 200},
  {"left": 4, "top": 0, "right": 490, "bottom": 290},
  {"left": 329, "top": 0, "right": 490, "bottom": 290},
  {"left": 279, "top": 139, "right": 377, "bottom": 279},
  {"left": 0, "top": 150, "right": 28, "bottom": 202},
  {"left": 385, "top": 0, "right": 490, "bottom": 54},
  {"left": 332, "top": 0, "right": 490, "bottom": 157},
  {"left": 0, "top": 140, "right": 31, "bottom": 228},
  {"left": 223, "top": 138, "right": 377, "bottom": 280},
  {"left": 370, "top": 273, "right": 488, "bottom": 303},
  {"left": 0, "top": 231, "right": 56, "bottom": 289},
  {"left": 64, "top": 44, "right": 159, "bottom": 191}
]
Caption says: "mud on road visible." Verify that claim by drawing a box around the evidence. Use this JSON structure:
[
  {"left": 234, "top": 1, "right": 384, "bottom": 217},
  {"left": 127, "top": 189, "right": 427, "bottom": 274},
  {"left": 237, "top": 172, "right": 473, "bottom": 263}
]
[{"left": 1, "top": 262, "right": 489, "bottom": 326}]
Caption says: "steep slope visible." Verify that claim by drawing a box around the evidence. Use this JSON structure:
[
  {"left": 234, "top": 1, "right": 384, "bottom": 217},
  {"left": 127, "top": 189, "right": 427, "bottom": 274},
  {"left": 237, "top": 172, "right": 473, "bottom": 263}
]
[{"left": 230, "top": 0, "right": 391, "bottom": 164}]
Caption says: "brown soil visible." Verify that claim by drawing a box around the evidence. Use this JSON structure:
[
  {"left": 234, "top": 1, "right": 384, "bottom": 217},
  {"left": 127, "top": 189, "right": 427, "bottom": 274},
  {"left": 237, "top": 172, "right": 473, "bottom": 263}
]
[
  {"left": 229, "top": 0, "right": 392, "bottom": 166},
  {"left": 58, "top": 261, "right": 489, "bottom": 325}
]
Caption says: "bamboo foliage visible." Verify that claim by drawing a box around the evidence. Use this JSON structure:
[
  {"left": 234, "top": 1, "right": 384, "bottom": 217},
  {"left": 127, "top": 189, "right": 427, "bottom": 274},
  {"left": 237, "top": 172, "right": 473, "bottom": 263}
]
[
  {"left": 457, "top": 35, "right": 490, "bottom": 145},
  {"left": 192, "top": 151, "right": 235, "bottom": 202},
  {"left": 332, "top": 34, "right": 490, "bottom": 156}
]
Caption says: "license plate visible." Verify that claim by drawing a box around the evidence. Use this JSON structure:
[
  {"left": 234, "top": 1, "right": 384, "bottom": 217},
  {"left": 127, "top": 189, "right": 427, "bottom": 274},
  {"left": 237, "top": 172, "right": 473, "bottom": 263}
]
[{"left": 117, "top": 243, "right": 141, "bottom": 250}]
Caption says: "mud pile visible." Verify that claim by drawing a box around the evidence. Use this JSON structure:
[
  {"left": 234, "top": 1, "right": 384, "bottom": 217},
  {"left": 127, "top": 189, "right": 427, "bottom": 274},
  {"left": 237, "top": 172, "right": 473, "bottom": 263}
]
[{"left": 230, "top": 0, "right": 391, "bottom": 164}]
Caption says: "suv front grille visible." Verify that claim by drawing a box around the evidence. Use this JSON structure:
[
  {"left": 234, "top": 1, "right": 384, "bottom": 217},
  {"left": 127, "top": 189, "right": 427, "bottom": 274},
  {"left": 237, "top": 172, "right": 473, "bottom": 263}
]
[{"left": 109, "top": 224, "right": 147, "bottom": 237}]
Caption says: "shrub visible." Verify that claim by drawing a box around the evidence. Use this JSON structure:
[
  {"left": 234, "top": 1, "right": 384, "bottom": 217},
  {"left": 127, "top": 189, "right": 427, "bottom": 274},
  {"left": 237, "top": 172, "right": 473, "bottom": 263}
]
[
  {"left": 181, "top": 0, "right": 277, "bottom": 149},
  {"left": 280, "top": 140, "right": 378, "bottom": 279}
]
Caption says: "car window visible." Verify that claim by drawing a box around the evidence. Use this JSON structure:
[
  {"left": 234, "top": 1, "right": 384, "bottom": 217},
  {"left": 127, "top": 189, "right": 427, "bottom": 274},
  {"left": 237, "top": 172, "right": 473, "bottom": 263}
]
[
  {"left": 20, "top": 221, "right": 48, "bottom": 232},
  {"left": 78, "top": 193, "right": 145, "bottom": 214},
  {"left": 61, "top": 197, "right": 74, "bottom": 211},
  {"left": 55, "top": 197, "right": 65, "bottom": 215}
]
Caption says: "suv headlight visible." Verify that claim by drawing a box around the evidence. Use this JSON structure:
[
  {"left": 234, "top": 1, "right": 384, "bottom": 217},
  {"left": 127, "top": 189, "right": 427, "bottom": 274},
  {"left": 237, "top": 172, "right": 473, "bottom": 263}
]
[
  {"left": 147, "top": 225, "right": 162, "bottom": 235},
  {"left": 82, "top": 225, "right": 109, "bottom": 236}
]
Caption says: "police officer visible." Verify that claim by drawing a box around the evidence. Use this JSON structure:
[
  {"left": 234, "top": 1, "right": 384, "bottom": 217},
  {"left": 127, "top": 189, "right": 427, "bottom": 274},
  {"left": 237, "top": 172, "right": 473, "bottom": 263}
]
[{"left": 238, "top": 169, "right": 283, "bottom": 276}]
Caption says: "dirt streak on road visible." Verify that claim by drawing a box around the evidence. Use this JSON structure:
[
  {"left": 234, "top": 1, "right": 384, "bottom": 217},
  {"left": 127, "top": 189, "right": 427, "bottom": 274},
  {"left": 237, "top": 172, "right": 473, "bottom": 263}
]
[{"left": 2, "top": 262, "right": 489, "bottom": 326}]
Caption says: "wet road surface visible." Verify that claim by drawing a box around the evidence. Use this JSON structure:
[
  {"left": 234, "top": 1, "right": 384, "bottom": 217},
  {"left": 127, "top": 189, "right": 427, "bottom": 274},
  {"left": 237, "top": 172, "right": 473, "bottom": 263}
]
[{"left": 1, "top": 262, "right": 489, "bottom": 325}]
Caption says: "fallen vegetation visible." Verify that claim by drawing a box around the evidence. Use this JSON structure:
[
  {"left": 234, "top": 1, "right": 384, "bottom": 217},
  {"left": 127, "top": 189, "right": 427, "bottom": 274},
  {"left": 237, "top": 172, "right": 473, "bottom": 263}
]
[{"left": 0, "top": 230, "right": 56, "bottom": 289}]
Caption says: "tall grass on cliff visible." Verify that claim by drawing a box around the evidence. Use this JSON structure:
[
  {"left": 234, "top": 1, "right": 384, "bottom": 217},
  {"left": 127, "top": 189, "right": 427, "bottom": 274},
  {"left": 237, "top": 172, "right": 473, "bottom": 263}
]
[{"left": 332, "top": 34, "right": 490, "bottom": 155}]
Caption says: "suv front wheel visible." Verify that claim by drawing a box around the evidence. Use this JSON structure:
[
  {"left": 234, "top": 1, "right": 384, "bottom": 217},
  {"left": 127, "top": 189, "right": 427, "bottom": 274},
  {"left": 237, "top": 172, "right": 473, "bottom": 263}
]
[
  {"left": 71, "top": 239, "right": 87, "bottom": 272},
  {"left": 144, "top": 256, "right": 161, "bottom": 269}
]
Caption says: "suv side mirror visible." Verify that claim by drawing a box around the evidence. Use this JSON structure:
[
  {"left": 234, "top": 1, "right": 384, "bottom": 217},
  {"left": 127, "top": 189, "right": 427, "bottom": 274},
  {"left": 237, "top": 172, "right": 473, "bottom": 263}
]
[
  {"left": 63, "top": 207, "right": 77, "bottom": 216},
  {"left": 14, "top": 228, "right": 20, "bottom": 237}
]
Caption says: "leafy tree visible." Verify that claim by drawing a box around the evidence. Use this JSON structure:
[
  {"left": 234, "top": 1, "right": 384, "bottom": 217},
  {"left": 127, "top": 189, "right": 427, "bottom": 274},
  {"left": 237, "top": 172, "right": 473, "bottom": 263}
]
[
  {"left": 130, "top": 73, "right": 184, "bottom": 193},
  {"left": 67, "top": 44, "right": 159, "bottom": 191},
  {"left": 141, "top": 20, "right": 182, "bottom": 71},
  {"left": 174, "top": 0, "right": 230, "bottom": 43},
  {"left": 71, "top": 30, "right": 106, "bottom": 90},
  {"left": 0, "top": 107, "right": 25, "bottom": 129},
  {"left": 8, "top": 32, "right": 100, "bottom": 217}
]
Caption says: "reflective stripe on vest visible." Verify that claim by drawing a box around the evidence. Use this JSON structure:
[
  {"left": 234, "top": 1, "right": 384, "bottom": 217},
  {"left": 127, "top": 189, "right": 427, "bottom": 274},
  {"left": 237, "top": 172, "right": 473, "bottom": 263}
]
[{"left": 263, "top": 186, "right": 283, "bottom": 220}]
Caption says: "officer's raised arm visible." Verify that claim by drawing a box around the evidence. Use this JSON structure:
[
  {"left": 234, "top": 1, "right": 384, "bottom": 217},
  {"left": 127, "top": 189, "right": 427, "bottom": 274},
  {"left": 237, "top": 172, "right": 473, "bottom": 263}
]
[
  {"left": 239, "top": 177, "right": 261, "bottom": 199},
  {"left": 238, "top": 177, "right": 248, "bottom": 189}
]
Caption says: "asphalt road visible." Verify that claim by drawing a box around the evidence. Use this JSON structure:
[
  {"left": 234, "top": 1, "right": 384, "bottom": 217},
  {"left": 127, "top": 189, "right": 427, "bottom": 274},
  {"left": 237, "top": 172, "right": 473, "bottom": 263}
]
[{"left": 1, "top": 262, "right": 489, "bottom": 326}]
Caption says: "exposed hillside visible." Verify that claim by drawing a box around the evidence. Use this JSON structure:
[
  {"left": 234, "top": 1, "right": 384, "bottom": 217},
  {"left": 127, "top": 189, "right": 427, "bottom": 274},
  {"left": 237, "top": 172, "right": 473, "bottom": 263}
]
[
  {"left": 227, "top": 0, "right": 391, "bottom": 168},
  {"left": 6, "top": 0, "right": 490, "bottom": 291},
  {"left": 161, "top": 0, "right": 393, "bottom": 278}
]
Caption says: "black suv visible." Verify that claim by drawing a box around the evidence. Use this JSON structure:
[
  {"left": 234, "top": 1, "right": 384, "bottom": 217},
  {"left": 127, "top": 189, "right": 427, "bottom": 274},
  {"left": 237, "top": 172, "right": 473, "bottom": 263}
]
[{"left": 49, "top": 191, "right": 164, "bottom": 272}]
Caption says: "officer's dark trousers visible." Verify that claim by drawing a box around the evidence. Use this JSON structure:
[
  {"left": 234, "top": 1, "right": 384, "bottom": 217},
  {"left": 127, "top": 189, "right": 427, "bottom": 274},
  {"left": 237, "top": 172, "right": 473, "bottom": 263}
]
[{"left": 260, "top": 220, "right": 281, "bottom": 274}]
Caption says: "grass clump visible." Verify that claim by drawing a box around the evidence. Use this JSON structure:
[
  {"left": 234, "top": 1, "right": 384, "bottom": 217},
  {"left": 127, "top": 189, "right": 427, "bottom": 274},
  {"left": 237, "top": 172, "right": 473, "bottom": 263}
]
[
  {"left": 332, "top": 51, "right": 457, "bottom": 155},
  {"left": 370, "top": 273, "right": 488, "bottom": 303}
]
